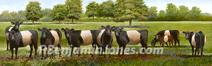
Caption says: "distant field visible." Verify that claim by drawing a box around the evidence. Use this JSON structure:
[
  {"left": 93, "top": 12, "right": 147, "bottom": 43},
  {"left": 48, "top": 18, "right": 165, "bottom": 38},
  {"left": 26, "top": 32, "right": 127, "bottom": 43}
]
[{"left": 0, "top": 21, "right": 212, "bottom": 65}]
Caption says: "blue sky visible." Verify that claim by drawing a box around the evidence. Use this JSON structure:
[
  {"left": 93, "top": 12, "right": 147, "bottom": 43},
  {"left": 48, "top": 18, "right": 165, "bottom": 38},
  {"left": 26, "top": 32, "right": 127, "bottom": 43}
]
[{"left": 0, "top": 0, "right": 212, "bottom": 14}]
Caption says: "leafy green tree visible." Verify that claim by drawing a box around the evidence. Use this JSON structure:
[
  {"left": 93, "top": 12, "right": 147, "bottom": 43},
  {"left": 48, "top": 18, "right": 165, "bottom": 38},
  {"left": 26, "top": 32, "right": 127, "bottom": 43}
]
[
  {"left": 52, "top": 4, "right": 66, "bottom": 23},
  {"left": 115, "top": 0, "right": 147, "bottom": 26},
  {"left": 157, "top": 10, "right": 166, "bottom": 21},
  {"left": 65, "top": 0, "right": 82, "bottom": 23},
  {"left": 85, "top": 1, "right": 99, "bottom": 21},
  {"left": 148, "top": 6, "right": 157, "bottom": 20},
  {"left": 189, "top": 6, "right": 201, "bottom": 20},
  {"left": 26, "top": 1, "right": 42, "bottom": 24},
  {"left": 166, "top": 3, "right": 178, "bottom": 21},
  {"left": 178, "top": 5, "right": 189, "bottom": 20},
  {"left": 40, "top": 8, "right": 53, "bottom": 22},
  {"left": 98, "top": 0, "right": 115, "bottom": 18}
]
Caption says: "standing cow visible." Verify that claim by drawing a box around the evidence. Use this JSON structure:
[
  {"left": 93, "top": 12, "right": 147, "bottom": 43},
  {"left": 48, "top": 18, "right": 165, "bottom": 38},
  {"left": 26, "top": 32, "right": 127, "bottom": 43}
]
[
  {"left": 151, "top": 30, "right": 180, "bottom": 47},
  {"left": 8, "top": 22, "right": 38, "bottom": 59},
  {"left": 5, "top": 25, "right": 14, "bottom": 50},
  {"left": 112, "top": 27, "right": 148, "bottom": 55},
  {"left": 61, "top": 25, "right": 113, "bottom": 56},
  {"left": 183, "top": 31, "right": 206, "bottom": 56},
  {"left": 38, "top": 27, "right": 62, "bottom": 58}
]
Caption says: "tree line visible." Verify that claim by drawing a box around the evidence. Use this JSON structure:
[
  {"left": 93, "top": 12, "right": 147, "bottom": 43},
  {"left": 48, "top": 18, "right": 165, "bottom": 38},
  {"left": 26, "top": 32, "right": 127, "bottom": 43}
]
[{"left": 0, "top": 0, "right": 212, "bottom": 25}]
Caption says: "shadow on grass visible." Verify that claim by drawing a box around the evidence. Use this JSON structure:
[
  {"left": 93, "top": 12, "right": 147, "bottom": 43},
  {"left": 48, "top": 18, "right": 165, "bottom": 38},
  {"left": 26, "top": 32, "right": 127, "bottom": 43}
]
[
  {"left": 50, "top": 22, "right": 83, "bottom": 24},
  {"left": 148, "top": 45, "right": 190, "bottom": 48}
]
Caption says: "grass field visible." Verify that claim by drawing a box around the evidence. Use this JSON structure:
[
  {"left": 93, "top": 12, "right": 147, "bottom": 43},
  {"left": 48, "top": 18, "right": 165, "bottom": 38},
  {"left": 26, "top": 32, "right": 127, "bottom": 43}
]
[{"left": 0, "top": 21, "right": 212, "bottom": 66}]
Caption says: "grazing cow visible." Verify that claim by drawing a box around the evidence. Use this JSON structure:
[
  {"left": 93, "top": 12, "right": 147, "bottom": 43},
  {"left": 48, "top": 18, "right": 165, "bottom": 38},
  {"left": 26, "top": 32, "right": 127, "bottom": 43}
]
[
  {"left": 151, "top": 30, "right": 180, "bottom": 47},
  {"left": 61, "top": 25, "right": 113, "bottom": 56},
  {"left": 5, "top": 25, "right": 14, "bottom": 50},
  {"left": 8, "top": 22, "right": 38, "bottom": 59},
  {"left": 112, "top": 27, "right": 148, "bottom": 55},
  {"left": 38, "top": 27, "right": 62, "bottom": 58},
  {"left": 183, "top": 31, "right": 206, "bottom": 56}
]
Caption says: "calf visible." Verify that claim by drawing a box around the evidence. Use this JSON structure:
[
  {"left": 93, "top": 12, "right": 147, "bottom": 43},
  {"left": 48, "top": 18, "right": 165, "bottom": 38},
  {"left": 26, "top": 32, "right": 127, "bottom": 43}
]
[
  {"left": 5, "top": 25, "right": 13, "bottom": 50},
  {"left": 38, "top": 27, "right": 62, "bottom": 58},
  {"left": 183, "top": 31, "right": 206, "bottom": 56},
  {"left": 151, "top": 30, "right": 180, "bottom": 47},
  {"left": 9, "top": 22, "right": 38, "bottom": 59},
  {"left": 112, "top": 27, "right": 148, "bottom": 55}
]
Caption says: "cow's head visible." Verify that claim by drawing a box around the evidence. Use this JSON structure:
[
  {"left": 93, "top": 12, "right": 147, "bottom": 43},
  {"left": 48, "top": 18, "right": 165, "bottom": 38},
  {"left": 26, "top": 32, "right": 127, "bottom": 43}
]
[
  {"left": 183, "top": 31, "right": 193, "bottom": 40},
  {"left": 11, "top": 21, "right": 23, "bottom": 31},
  {"left": 102, "top": 25, "right": 113, "bottom": 35},
  {"left": 151, "top": 35, "right": 160, "bottom": 46},
  {"left": 8, "top": 30, "right": 17, "bottom": 44},
  {"left": 61, "top": 28, "right": 71, "bottom": 40},
  {"left": 38, "top": 27, "right": 52, "bottom": 40},
  {"left": 111, "top": 26, "right": 123, "bottom": 32}
]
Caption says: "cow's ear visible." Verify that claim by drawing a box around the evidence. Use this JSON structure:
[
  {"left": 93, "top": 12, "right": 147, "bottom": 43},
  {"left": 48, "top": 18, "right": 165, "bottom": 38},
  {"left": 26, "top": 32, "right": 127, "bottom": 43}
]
[
  {"left": 70, "top": 28, "right": 75, "bottom": 31},
  {"left": 11, "top": 21, "right": 15, "bottom": 25},
  {"left": 101, "top": 26, "right": 105, "bottom": 28},
  {"left": 182, "top": 31, "right": 186, "bottom": 34},
  {"left": 111, "top": 26, "right": 116, "bottom": 31},
  {"left": 38, "top": 28, "right": 41, "bottom": 31},
  {"left": 61, "top": 28, "right": 65, "bottom": 31},
  {"left": 191, "top": 32, "right": 194, "bottom": 34}
]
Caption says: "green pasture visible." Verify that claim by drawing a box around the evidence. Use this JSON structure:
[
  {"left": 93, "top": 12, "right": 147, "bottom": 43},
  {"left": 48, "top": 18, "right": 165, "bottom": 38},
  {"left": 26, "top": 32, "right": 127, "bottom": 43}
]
[{"left": 0, "top": 21, "right": 212, "bottom": 66}]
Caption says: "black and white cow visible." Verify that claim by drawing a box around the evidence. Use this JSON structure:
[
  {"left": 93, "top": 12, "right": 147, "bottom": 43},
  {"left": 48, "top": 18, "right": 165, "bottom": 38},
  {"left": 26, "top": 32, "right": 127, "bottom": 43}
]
[
  {"left": 183, "top": 31, "right": 206, "bottom": 56},
  {"left": 61, "top": 25, "right": 113, "bottom": 56},
  {"left": 151, "top": 30, "right": 180, "bottom": 47},
  {"left": 38, "top": 27, "right": 62, "bottom": 58},
  {"left": 5, "top": 25, "right": 14, "bottom": 50},
  {"left": 112, "top": 27, "right": 148, "bottom": 55},
  {"left": 8, "top": 22, "right": 38, "bottom": 59}
]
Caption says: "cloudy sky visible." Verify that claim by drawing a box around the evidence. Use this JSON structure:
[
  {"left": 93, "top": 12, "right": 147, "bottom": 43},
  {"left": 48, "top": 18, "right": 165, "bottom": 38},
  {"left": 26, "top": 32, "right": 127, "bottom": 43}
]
[{"left": 0, "top": 0, "right": 212, "bottom": 14}]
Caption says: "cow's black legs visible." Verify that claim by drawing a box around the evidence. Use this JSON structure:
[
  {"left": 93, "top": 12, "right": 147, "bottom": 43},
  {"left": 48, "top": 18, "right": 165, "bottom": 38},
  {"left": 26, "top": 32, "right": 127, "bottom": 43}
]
[
  {"left": 15, "top": 47, "right": 18, "bottom": 59},
  {"left": 46, "top": 46, "right": 49, "bottom": 57},
  {"left": 122, "top": 45, "right": 126, "bottom": 55},
  {"left": 33, "top": 43, "right": 38, "bottom": 56},
  {"left": 201, "top": 47, "right": 203, "bottom": 56},
  {"left": 92, "top": 44, "right": 96, "bottom": 57},
  {"left": 118, "top": 46, "right": 122, "bottom": 56},
  {"left": 58, "top": 44, "right": 62, "bottom": 57},
  {"left": 197, "top": 48, "right": 200, "bottom": 55},
  {"left": 70, "top": 46, "right": 74, "bottom": 56},
  {"left": 29, "top": 44, "right": 33, "bottom": 58},
  {"left": 194, "top": 48, "right": 198, "bottom": 56},
  {"left": 10, "top": 48, "right": 14, "bottom": 59},
  {"left": 165, "top": 42, "right": 169, "bottom": 47},
  {"left": 6, "top": 40, "right": 9, "bottom": 50},
  {"left": 41, "top": 45, "right": 45, "bottom": 59},
  {"left": 191, "top": 46, "right": 194, "bottom": 56},
  {"left": 77, "top": 47, "right": 81, "bottom": 56},
  {"left": 177, "top": 39, "right": 180, "bottom": 46}
]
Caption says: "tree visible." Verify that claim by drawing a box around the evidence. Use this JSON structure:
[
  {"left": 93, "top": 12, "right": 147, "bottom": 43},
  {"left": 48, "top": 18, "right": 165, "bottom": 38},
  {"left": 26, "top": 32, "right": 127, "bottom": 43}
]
[
  {"left": 166, "top": 3, "right": 178, "bottom": 21},
  {"left": 148, "top": 6, "right": 158, "bottom": 20},
  {"left": 178, "top": 5, "right": 189, "bottom": 20},
  {"left": 115, "top": 0, "right": 147, "bottom": 26},
  {"left": 65, "top": 0, "right": 82, "bottom": 23},
  {"left": 157, "top": 10, "right": 166, "bottom": 21},
  {"left": 52, "top": 4, "right": 66, "bottom": 23},
  {"left": 85, "top": 1, "right": 99, "bottom": 21},
  {"left": 26, "top": 1, "right": 42, "bottom": 24},
  {"left": 189, "top": 6, "right": 201, "bottom": 20},
  {"left": 98, "top": 0, "right": 115, "bottom": 18},
  {"left": 40, "top": 8, "right": 53, "bottom": 22}
]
